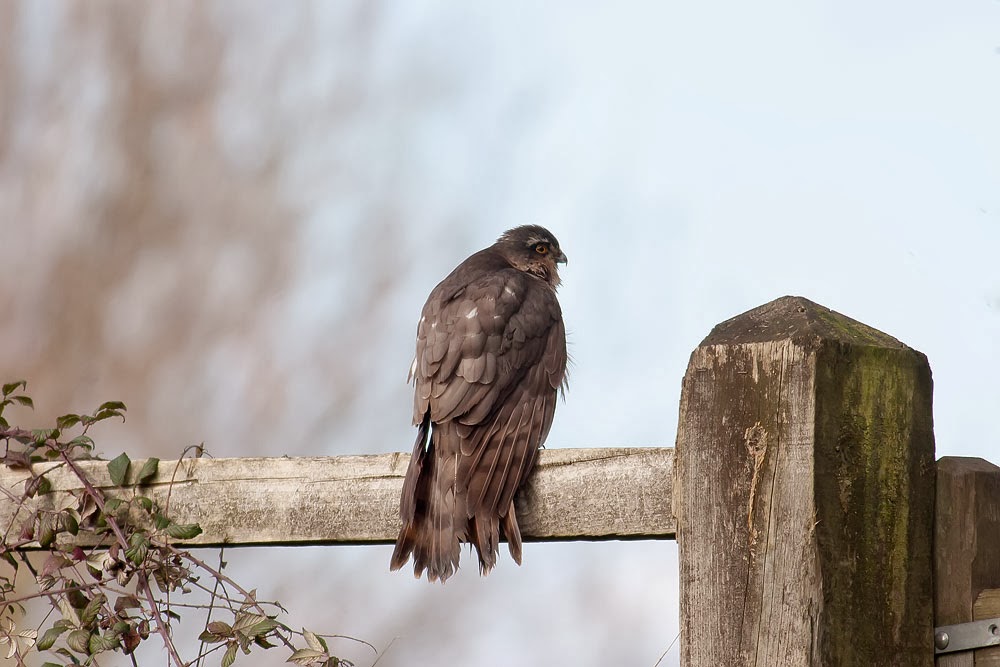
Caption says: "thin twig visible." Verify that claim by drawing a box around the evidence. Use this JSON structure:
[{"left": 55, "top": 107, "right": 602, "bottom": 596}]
[
  {"left": 195, "top": 547, "right": 227, "bottom": 667},
  {"left": 169, "top": 546, "right": 298, "bottom": 653},
  {"left": 652, "top": 632, "right": 680, "bottom": 667},
  {"left": 0, "top": 579, "right": 125, "bottom": 608},
  {"left": 164, "top": 444, "right": 208, "bottom": 519},
  {"left": 370, "top": 637, "right": 397, "bottom": 667},
  {"left": 138, "top": 571, "right": 185, "bottom": 667}
]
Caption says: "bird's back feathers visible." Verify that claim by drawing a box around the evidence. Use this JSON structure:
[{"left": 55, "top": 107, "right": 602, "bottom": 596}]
[{"left": 391, "top": 228, "right": 567, "bottom": 582}]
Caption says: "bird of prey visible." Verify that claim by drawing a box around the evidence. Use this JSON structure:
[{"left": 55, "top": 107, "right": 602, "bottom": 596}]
[{"left": 390, "top": 225, "right": 568, "bottom": 583}]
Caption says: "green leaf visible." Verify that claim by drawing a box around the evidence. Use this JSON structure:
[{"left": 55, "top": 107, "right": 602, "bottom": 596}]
[
  {"left": 198, "top": 629, "right": 228, "bottom": 644},
  {"left": 52, "top": 619, "right": 77, "bottom": 633},
  {"left": 31, "top": 428, "right": 58, "bottom": 444},
  {"left": 222, "top": 642, "right": 238, "bottom": 667},
  {"left": 153, "top": 513, "right": 170, "bottom": 530},
  {"left": 88, "top": 631, "right": 119, "bottom": 654},
  {"left": 66, "top": 588, "right": 89, "bottom": 610},
  {"left": 232, "top": 613, "right": 266, "bottom": 634},
  {"left": 37, "top": 573, "right": 57, "bottom": 592},
  {"left": 24, "top": 475, "right": 49, "bottom": 498},
  {"left": 93, "top": 409, "right": 124, "bottom": 423},
  {"left": 2, "top": 381, "right": 26, "bottom": 396},
  {"left": 68, "top": 435, "right": 95, "bottom": 451},
  {"left": 103, "top": 498, "right": 123, "bottom": 514},
  {"left": 61, "top": 512, "right": 79, "bottom": 536},
  {"left": 164, "top": 522, "right": 203, "bottom": 540},
  {"left": 207, "top": 621, "right": 233, "bottom": 636},
  {"left": 107, "top": 453, "right": 130, "bottom": 486},
  {"left": 11, "top": 395, "right": 33, "bottom": 408},
  {"left": 136, "top": 496, "right": 154, "bottom": 512},
  {"left": 40, "top": 663, "right": 63, "bottom": 667},
  {"left": 91, "top": 401, "right": 127, "bottom": 424},
  {"left": 198, "top": 619, "right": 235, "bottom": 643},
  {"left": 37, "top": 625, "right": 67, "bottom": 651},
  {"left": 287, "top": 648, "right": 327, "bottom": 665},
  {"left": 303, "top": 629, "right": 324, "bottom": 653},
  {"left": 80, "top": 594, "right": 105, "bottom": 627},
  {"left": 38, "top": 515, "right": 56, "bottom": 548},
  {"left": 66, "top": 629, "right": 91, "bottom": 654},
  {"left": 125, "top": 533, "right": 150, "bottom": 566},
  {"left": 135, "top": 458, "right": 159, "bottom": 484},
  {"left": 57, "top": 597, "right": 81, "bottom": 628},
  {"left": 247, "top": 618, "right": 280, "bottom": 638},
  {"left": 23, "top": 474, "right": 53, "bottom": 498},
  {"left": 56, "top": 414, "right": 82, "bottom": 430}
]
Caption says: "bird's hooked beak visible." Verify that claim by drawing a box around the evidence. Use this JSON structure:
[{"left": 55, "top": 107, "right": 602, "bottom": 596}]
[{"left": 555, "top": 250, "right": 568, "bottom": 265}]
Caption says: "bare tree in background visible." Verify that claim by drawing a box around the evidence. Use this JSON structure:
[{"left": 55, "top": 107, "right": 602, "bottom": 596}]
[
  {"left": 3, "top": 2, "right": 289, "bottom": 450},
  {"left": 0, "top": 2, "right": 434, "bottom": 457}
]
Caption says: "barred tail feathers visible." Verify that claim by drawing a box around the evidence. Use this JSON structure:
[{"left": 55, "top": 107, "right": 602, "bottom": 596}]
[{"left": 391, "top": 421, "right": 465, "bottom": 583}]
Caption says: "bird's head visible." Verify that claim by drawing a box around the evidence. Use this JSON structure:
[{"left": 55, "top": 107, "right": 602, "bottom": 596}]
[{"left": 496, "top": 225, "right": 567, "bottom": 288}]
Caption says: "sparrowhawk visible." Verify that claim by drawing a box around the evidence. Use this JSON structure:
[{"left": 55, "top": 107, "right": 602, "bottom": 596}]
[{"left": 390, "top": 225, "right": 568, "bottom": 582}]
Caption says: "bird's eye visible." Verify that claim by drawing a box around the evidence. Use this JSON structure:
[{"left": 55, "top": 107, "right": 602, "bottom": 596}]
[{"left": 535, "top": 244, "right": 548, "bottom": 255}]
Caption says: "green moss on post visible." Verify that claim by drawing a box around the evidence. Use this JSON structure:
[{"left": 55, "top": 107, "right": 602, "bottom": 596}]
[{"left": 814, "top": 342, "right": 934, "bottom": 665}]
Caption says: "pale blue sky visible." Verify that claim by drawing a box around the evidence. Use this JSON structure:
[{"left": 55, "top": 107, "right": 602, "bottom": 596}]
[
  {"left": 282, "top": 4, "right": 1000, "bottom": 664},
  {"left": 5, "top": 2, "right": 999, "bottom": 665},
  {"left": 278, "top": 4, "right": 1000, "bottom": 664}
]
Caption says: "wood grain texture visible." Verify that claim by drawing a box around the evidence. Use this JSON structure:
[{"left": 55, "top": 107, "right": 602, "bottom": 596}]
[
  {"left": 935, "top": 457, "right": 1000, "bottom": 667},
  {"left": 0, "top": 447, "right": 674, "bottom": 548},
  {"left": 973, "top": 589, "right": 1000, "bottom": 667},
  {"left": 675, "top": 296, "right": 935, "bottom": 667}
]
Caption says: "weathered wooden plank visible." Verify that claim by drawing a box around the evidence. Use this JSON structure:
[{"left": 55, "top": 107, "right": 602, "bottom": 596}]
[
  {"left": 935, "top": 457, "right": 1000, "bottom": 667},
  {"left": 0, "top": 447, "right": 674, "bottom": 548},
  {"left": 973, "top": 590, "right": 1000, "bottom": 667},
  {"left": 675, "top": 296, "right": 935, "bottom": 667}
]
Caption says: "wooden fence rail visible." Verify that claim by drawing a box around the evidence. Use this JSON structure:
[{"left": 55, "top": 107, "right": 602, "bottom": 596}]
[
  {"left": 0, "top": 448, "right": 674, "bottom": 547},
  {"left": 4, "top": 295, "right": 1000, "bottom": 666}
]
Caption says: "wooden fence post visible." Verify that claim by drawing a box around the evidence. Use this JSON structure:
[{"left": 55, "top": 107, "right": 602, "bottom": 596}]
[
  {"left": 935, "top": 457, "right": 1000, "bottom": 667},
  {"left": 674, "top": 296, "right": 935, "bottom": 666}
]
